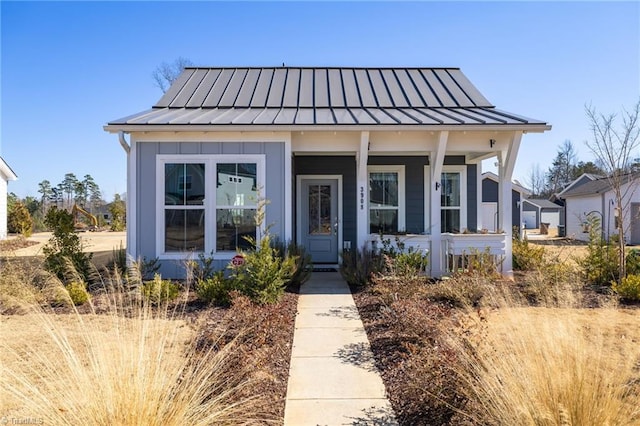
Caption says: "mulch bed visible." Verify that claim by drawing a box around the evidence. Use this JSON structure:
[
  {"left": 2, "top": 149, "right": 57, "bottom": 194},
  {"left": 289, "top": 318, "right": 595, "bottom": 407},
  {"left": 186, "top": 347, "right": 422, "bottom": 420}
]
[{"left": 0, "top": 237, "right": 38, "bottom": 253}]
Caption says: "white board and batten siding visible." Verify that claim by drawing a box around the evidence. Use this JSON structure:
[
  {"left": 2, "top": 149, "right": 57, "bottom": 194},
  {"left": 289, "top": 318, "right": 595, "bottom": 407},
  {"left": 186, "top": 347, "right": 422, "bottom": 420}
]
[
  {"left": 0, "top": 177, "right": 7, "bottom": 239},
  {"left": 565, "top": 195, "right": 601, "bottom": 241}
]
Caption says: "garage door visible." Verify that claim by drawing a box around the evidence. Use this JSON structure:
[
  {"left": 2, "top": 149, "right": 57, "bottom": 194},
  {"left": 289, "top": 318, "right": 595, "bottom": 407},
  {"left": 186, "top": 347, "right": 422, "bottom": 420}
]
[
  {"left": 481, "top": 202, "right": 498, "bottom": 232},
  {"left": 523, "top": 211, "right": 537, "bottom": 229}
]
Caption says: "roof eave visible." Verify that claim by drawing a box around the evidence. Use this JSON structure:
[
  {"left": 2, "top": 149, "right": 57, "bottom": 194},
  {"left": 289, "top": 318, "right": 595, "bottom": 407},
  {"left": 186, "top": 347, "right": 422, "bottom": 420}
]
[
  {"left": 104, "top": 123, "right": 551, "bottom": 134},
  {"left": 0, "top": 158, "right": 17, "bottom": 180}
]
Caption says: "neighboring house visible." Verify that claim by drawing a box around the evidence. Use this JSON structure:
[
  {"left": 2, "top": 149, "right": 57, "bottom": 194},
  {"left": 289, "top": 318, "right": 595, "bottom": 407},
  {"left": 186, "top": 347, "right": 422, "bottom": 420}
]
[
  {"left": 559, "top": 175, "right": 640, "bottom": 243},
  {"left": 522, "top": 199, "right": 562, "bottom": 234},
  {"left": 481, "top": 171, "right": 531, "bottom": 233},
  {"left": 104, "top": 66, "right": 550, "bottom": 278},
  {"left": 0, "top": 156, "right": 18, "bottom": 240},
  {"left": 553, "top": 172, "right": 601, "bottom": 237}
]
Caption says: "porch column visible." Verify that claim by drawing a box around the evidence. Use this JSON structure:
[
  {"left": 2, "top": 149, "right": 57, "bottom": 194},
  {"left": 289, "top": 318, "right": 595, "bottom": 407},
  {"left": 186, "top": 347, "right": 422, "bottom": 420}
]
[
  {"left": 430, "top": 131, "right": 448, "bottom": 277},
  {"left": 498, "top": 131, "right": 523, "bottom": 277},
  {"left": 356, "top": 131, "right": 370, "bottom": 249},
  {"left": 284, "top": 134, "right": 292, "bottom": 242}
]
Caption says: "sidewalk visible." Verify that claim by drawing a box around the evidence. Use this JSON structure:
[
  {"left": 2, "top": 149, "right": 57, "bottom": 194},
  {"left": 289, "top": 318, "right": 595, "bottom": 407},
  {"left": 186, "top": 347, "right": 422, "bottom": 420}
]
[{"left": 283, "top": 272, "right": 397, "bottom": 426}]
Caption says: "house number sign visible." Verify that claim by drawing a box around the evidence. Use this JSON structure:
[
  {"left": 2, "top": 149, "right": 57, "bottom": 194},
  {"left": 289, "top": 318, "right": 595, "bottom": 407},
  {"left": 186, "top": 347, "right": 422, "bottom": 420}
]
[{"left": 360, "top": 186, "right": 365, "bottom": 210}]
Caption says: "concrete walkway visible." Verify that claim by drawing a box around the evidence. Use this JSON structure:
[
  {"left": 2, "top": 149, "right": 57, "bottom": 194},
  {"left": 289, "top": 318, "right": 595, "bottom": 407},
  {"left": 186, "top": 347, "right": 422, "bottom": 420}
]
[{"left": 283, "top": 272, "right": 397, "bottom": 426}]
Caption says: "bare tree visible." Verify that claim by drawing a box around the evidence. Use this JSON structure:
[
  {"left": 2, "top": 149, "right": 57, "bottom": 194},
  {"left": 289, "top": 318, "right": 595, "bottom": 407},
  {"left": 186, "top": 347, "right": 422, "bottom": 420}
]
[
  {"left": 585, "top": 99, "right": 640, "bottom": 280},
  {"left": 546, "top": 140, "right": 578, "bottom": 195},
  {"left": 152, "top": 57, "right": 193, "bottom": 93},
  {"left": 524, "top": 163, "right": 546, "bottom": 197}
]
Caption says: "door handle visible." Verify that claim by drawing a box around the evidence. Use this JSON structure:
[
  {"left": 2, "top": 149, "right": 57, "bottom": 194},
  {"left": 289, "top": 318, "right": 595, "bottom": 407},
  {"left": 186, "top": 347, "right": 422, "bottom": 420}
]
[{"left": 333, "top": 218, "right": 338, "bottom": 235}]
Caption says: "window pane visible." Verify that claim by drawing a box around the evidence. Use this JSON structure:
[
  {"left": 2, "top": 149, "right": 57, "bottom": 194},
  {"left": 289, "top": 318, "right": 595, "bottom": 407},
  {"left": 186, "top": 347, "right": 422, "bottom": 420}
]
[
  {"left": 217, "top": 163, "right": 258, "bottom": 207},
  {"left": 370, "top": 209, "right": 398, "bottom": 234},
  {"left": 165, "top": 164, "right": 205, "bottom": 206},
  {"left": 165, "top": 209, "right": 205, "bottom": 252},
  {"left": 216, "top": 208, "right": 256, "bottom": 251},
  {"left": 309, "top": 185, "right": 332, "bottom": 235},
  {"left": 441, "top": 172, "right": 460, "bottom": 207},
  {"left": 369, "top": 172, "right": 398, "bottom": 207},
  {"left": 441, "top": 209, "right": 460, "bottom": 233}
]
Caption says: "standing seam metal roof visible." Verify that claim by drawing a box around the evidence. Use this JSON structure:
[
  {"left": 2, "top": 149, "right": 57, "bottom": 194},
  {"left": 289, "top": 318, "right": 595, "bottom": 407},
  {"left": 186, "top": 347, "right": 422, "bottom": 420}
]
[{"left": 108, "top": 67, "right": 548, "bottom": 127}]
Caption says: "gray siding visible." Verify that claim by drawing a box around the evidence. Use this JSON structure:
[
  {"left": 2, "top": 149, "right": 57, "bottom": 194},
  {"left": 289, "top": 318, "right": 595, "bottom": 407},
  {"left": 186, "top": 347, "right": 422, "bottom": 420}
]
[
  {"left": 482, "top": 178, "right": 522, "bottom": 230},
  {"left": 294, "top": 156, "right": 357, "bottom": 248},
  {"left": 368, "top": 156, "right": 427, "bottom": 234},
  {"left": 136, "top": 141, "right": 285, "bottom": 278}
]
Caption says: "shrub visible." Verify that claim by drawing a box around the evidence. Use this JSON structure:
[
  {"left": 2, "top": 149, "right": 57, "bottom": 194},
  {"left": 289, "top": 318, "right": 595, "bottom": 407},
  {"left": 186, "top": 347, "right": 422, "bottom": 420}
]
[
  {"left": 42, "top": 207, "right": 93, "bottom": 282},
  {"left": 579, "top": 218, "right": 619, "bottom": 286},
  {"left": 196, "top": 272, "right": 238, "bottom": 306},
  {"left": 141, "top": 274, "right": 180, "bottom": 304},
  {"left": 425, "top": 274, "right": 487, "bottom": 308},
  {"left": 230, "top": 234, "right": 296, "bottom": 305},
  {"left": 186, "top": 251, "right": 216, "bottom": 283},
  {"left": 512, "top": 232, "right": 544, "bottom": 270},
  {"left": 340, "top": 245, "right": 384, "bottom": 287},
  {"left": 378, "top": 235, "right": 429, "bottom": 278},
  {"left": 613, "top": 274, "right": 640, "bottom": 301},
  {"left": 272, "top": 240, "right": 313, "bottom": 286},
  {"left": 66, "top": 281, "right": 90, "bottom": 306},
  {"left": 108, "top": 242, "right": 127, "bottom": 273},
  {"left": 8, "top": 201, "right": 33, "bottom": 237},
  {"left": 626, "top": 249, "right": 640, "bottom": 276}
]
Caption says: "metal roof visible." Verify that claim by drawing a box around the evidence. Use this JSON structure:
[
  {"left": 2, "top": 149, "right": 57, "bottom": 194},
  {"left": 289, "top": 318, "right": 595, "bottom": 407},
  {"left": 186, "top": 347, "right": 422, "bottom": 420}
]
[
  {"left": 107, "top": 67, "right": 549, "bottom": 129},
  {"left": 524, "top": 199, "right": 563, "bottom": 209}
]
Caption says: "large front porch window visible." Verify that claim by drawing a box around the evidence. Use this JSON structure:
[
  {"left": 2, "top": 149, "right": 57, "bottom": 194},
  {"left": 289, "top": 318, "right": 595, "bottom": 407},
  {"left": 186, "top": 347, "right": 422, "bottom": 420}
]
[
  {"left": 368, "top": 166, "right": 405, "bottom": 234},
  {"left": 441, "top": 166, "right": 467, "bottom": 233},
  {"left": 157, "top": 155, "right": 264, "bottom": 258}
]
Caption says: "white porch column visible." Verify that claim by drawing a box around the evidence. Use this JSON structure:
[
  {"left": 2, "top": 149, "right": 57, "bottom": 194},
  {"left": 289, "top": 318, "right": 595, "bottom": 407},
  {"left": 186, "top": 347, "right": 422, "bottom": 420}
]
[
  {"left": 283, "top": 134, "right": 292, "bottom": 242},
  {"left": 498, "top": 131, "right": 523, "bottom": 276},
  {"left": 356, "top": 131, "right": 370, "bottom": 249},
  {"left": 476, "top": 161, "right": 483, "bottom": 231},
  {"left": 430, "top": 131, "right": 448, "bottom": 277}
]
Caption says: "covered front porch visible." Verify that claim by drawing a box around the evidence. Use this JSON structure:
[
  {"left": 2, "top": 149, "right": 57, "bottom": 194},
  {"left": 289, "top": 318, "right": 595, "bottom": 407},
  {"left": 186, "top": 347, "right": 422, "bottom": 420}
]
[{"left": 291, "top": 129, "right": 523, "bottom": 277}]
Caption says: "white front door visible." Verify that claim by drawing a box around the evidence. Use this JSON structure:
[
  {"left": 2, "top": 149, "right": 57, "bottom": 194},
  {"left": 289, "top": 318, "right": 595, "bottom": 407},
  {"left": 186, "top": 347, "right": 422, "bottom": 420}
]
[{"left": 300, "top": 178, "right": 339, "bottom": 263}]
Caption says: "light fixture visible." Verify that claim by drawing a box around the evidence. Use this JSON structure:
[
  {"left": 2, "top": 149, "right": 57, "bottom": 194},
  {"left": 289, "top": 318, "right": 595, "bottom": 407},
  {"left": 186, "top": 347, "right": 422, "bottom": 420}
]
[
  {"left": 490, "top": 139, "right": 496, "bottom": 148},
  {"left": 435, "top": 182, "right": 440, "bottom": 191}
]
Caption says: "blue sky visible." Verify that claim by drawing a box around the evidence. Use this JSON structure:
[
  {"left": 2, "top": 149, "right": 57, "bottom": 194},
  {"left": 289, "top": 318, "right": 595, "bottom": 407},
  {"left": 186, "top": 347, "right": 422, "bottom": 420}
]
[{"left": 2, "top": 1, "right": 639, "bottom": 201}]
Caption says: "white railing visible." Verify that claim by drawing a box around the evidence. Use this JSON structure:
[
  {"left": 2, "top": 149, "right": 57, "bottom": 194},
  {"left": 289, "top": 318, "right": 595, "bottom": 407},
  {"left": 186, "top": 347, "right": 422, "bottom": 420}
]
[{"left": 441, "top": 233, "right": 506, "bottom": 274}]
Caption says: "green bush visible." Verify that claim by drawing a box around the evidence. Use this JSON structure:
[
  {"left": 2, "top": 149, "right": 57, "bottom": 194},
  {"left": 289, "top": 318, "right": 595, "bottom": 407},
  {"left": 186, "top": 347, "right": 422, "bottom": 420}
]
[
  {"left": 512, "top": 233, "right": 544, "bottom": 271},
  {"left": 66, "top": 281, "right": 90, "bottom": 306},
  {"left": 196, "top": 271, "right": 237, "bottom": 306},
  {"left": 141, "top": 274, "right": 180, "bottom": 304},
  {"left": 340, "top": 245, "right": 384, "bottom": 287},
  {"left": 626, "top": 249, "right": 640, "bottom": 276},
  {"left": 230, "top": 234, "right": 296, "bottom": 305},
  {"left": 613, "top": 274, "right": 640, "bottom": 301},
  {"left": 187, "top": 251, "right": 216, "bottom": 282},
  {"left": 8, "top": 201, "right": 34, "bottom": 237},
  {"left": 42, "top": 207, "right": 93, "bottom": 282},
  {"left": 272, "top": 240, "right": 313, "bottom": 286},
  {"left": 578, "top": 217, "right": 619, "bottom": 286}
]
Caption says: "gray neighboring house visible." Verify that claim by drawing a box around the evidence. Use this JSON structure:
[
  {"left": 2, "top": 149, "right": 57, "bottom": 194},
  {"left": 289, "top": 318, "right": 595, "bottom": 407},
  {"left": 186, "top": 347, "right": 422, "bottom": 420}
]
[
  {"left": 522, "top": 198, "right": 562, "bottom": 234},
  {"left": 481, "top": 171, "right": 530, "bottom": 233},
  {"left": 104, "top": 66, "right": 550, "bottom": 278},
  {"left": 0, "top": 157, "right": 18, "bottom": 240}
]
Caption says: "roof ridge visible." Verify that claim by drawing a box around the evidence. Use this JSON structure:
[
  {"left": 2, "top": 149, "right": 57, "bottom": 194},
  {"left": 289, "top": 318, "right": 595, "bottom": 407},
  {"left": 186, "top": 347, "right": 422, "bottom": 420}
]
[{"left": 183, "top": 66, "right": 463, "bottom": 71}]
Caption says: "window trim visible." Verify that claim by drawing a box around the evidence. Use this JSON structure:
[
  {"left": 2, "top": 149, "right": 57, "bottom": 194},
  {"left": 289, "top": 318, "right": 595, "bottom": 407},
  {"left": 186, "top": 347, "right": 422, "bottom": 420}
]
[
  {"left": 156, "top": 154, "right": 265, "bottom": 260},
  {"left": 440, "top": 165, "right": 467, "bottom": 233},
  {"left": 367, "top": 165, "right": 405, "bottom": 234}
]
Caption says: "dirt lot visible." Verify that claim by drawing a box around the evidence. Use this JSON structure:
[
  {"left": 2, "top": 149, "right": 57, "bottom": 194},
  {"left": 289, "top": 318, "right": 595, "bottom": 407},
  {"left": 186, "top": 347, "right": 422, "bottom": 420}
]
[{"left": 1, "top": 231, "right": 126, "bottom": 267}]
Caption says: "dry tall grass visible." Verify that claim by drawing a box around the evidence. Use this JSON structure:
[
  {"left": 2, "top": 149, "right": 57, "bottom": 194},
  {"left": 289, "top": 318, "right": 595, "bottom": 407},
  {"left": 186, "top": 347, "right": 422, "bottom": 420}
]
[
  {"left": 0, "top": 264, "right": 264, "bottom": 425},
  {"left": 452, "top": 289, "right": 640, "bottom": 426}
]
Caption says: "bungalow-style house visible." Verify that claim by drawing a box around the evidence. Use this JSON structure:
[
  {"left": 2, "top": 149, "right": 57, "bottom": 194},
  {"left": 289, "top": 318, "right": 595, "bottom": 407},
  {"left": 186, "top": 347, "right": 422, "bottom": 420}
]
[
  {"left": 104, "top": 67, "right": 550, "bottom": 277},
  {"left": 481, "top": 171, "right": 530, "bottom": 234},
  {"left": 0, "top": 156, "right": 18, "bottom": 240},
  {"left": 559, "top": 174, "right": 640, "bottom": 243},
  {"left": 522, "top": 198, "right": 563, "bottom": 235}
]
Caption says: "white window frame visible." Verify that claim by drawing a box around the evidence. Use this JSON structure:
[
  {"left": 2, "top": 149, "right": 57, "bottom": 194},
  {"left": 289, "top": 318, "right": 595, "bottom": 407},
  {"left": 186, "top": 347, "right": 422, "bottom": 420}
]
[
  {"left": 368, "top": 165, "right": 405, "bottom": 234},
  {"left": 156, "top": 154, "right": 266, "bottom": 260},
  {"left": 440, "top": 165, "right": 467, "bottom": 233}
]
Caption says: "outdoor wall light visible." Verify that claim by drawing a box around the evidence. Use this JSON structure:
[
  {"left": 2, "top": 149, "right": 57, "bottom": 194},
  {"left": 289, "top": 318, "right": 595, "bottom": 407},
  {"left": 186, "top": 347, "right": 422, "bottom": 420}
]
[
  {"left": 490, "top": 139, "right": 496, "bottom": 148},
  {"left": 435, "top": 182, "right": 440, "bottom": 191}
]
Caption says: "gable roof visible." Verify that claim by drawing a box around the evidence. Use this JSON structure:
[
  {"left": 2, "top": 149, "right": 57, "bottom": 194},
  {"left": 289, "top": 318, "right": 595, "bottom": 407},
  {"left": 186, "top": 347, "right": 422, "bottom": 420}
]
[
  {"left": 481, "top": 171, "right": 531, "bottom": 195},
  {"left": 0, "top": 157, "right": 17, "bottom": 181},
  {"left": 106, "top": 67, "right": 550, "bottom": 131},
  {"left": 556, "top": 173, "right": 602, "bottom": 197},
  {"left": 523, "top": 198, "right": 562, "bottom": 209}
]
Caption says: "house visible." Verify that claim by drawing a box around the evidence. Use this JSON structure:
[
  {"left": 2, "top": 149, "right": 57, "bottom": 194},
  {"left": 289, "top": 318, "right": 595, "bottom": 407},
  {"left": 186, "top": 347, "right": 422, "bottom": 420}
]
[
  {"left": 559, "top": 175, "right": 640, "bottom": 243},
  {"left": 481, "top": 171, "right": 530, "bottom": 234},
  {"left": 522, "top": 199, "right": 562, "bottom": 235},
  {"left": 104, "top": 67, "right": 550, "bottom": 278},
  {"left": 552, "top": 172, "right": 601, "bottom": 237},
  {"left": 0, "top": 156, "right": 18, "bottom": 240}
]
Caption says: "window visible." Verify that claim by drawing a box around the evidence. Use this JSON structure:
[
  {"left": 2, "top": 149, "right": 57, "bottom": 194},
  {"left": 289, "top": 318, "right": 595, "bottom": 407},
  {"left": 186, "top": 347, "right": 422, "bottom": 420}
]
[
  {"left": 368, "top": 166, "right": 405, "bottom": 234},
  {"left": 440, "top": 166, "right": 467, "bottom": 233},
  {"left": 157, "top": 155, "right": 265, "bottom": 258}
]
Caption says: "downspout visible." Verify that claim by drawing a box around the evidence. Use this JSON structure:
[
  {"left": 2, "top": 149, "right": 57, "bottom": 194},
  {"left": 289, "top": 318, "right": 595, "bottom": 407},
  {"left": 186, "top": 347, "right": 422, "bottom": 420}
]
[{"left": 118, "top": 131, "right": 131, "bottom": 154}]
